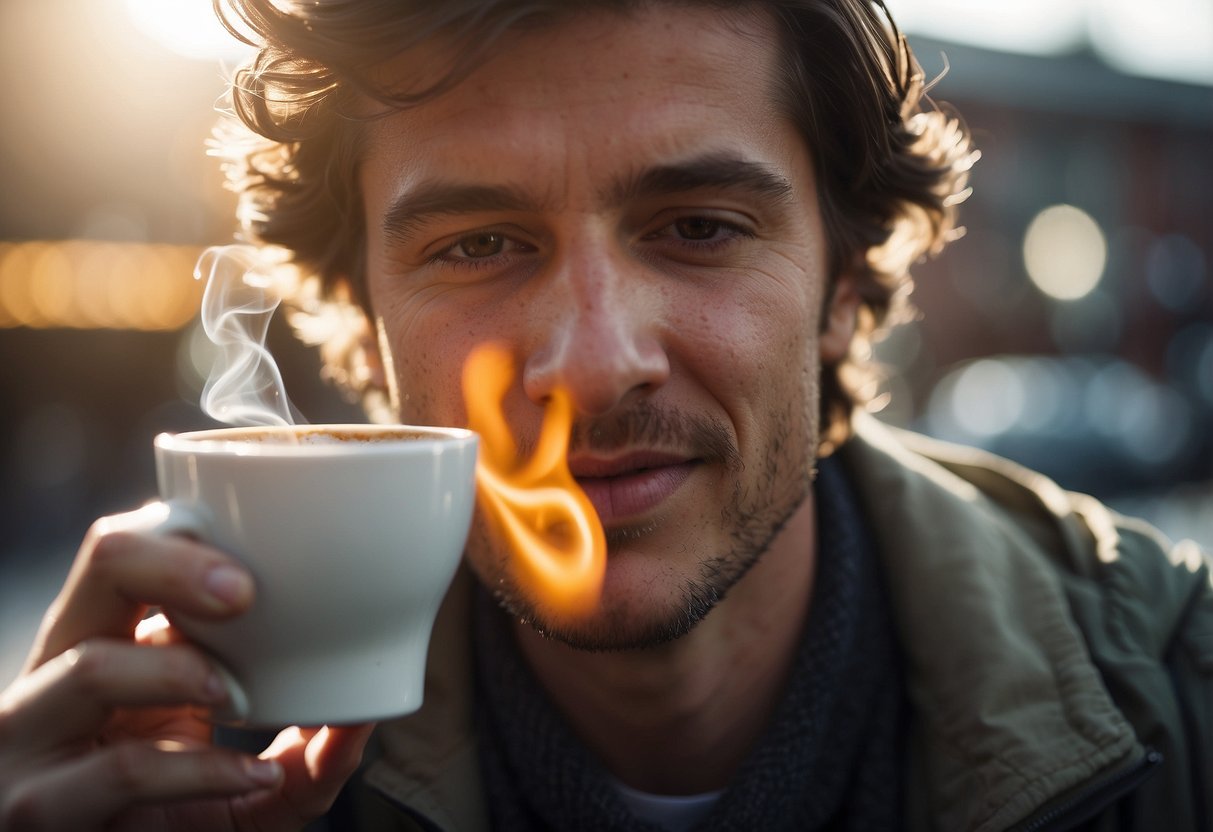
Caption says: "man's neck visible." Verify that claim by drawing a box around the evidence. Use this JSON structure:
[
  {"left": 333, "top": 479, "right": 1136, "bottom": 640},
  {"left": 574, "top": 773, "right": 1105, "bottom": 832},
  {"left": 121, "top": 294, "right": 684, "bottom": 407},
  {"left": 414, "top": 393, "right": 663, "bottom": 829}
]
[{"left": 512, "top": 495, "right": 818, "bottom": 795}]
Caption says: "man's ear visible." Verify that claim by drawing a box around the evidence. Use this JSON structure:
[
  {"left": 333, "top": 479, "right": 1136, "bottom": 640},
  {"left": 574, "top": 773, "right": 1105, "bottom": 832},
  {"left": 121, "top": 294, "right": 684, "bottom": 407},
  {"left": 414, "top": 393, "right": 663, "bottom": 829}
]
[{"left": 820, "top": 273, "right": 860, "bottom": 365}]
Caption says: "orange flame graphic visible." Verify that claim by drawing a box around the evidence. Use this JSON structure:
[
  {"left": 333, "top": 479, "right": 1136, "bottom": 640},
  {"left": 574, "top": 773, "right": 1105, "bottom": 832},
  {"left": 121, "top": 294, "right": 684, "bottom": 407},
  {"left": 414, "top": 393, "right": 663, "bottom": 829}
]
[{"left": 462, "top": 344, "right": 606, "bottom": 615}]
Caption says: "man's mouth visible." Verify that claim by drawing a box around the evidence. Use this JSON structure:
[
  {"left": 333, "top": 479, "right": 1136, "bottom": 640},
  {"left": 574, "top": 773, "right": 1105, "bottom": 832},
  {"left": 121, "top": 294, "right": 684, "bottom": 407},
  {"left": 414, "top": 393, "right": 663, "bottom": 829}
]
[{"left": 569, "top": 451, "right": 699, "bottom": 524}]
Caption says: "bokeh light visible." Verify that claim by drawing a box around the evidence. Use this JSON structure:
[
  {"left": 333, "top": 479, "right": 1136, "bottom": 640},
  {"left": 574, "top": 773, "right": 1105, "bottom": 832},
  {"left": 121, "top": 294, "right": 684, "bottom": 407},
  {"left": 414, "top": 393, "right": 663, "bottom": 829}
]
[
  {"left": 928, "top": 358, "right": 1025, "bottom": 439},
  {"left": 926, "top": 355, "right": 1202, "bottom": 474},
  {"left": 1023, "top": 204, "right": 1108, "bottom": 301},
  {"left": 1086, "top": 364, "right": 1193, "bottom": 465},
  {"left": 0, "top": 241, "right": 204, "bottom": 331},
  {"left": 0, "top": 242, "right": 46, "bottom": 328}
]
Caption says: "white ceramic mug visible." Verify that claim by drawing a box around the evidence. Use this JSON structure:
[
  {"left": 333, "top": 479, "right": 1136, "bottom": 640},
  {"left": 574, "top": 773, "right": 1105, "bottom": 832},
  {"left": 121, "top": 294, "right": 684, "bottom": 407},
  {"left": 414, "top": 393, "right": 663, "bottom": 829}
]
[{"left": 140, "top": 424, "right": 477, "bottom": 727}]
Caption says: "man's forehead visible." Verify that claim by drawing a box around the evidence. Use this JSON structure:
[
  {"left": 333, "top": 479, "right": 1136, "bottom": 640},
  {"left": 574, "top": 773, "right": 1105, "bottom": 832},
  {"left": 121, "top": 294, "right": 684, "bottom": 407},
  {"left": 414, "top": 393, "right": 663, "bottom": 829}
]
[{"left": 354, "top": 2, "right": 806, "bottom": 222}]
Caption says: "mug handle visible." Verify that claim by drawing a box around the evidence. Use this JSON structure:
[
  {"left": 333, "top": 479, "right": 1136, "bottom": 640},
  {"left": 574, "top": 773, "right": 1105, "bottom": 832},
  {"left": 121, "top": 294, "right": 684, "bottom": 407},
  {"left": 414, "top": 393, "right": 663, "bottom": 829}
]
[{"left": 123, "top": 500, "right": 251, "bottom": 722}]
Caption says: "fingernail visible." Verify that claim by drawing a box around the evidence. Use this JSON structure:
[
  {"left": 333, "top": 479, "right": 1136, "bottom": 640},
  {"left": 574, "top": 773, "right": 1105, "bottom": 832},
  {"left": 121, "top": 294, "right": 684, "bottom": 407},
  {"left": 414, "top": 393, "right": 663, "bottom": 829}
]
[
  {"left": 204, "top": 565, "right": 252, "bottom": 608},
  {"left": 244, "top": 758, "right": 282, "bottom": 786}
]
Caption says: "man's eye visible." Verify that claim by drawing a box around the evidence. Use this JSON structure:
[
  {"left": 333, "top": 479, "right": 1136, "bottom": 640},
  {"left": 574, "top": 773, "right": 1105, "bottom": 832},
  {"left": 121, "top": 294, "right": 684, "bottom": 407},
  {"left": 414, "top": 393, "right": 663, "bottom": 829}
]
[
  {"left": 426, "top": 230, "right": 534, "bottom": 271},
  {"left": 456, "top": 232, "right": 505, "bottom": 258},
  {"left": 674, "top": 217, "right": 721, "bottom": 240}
]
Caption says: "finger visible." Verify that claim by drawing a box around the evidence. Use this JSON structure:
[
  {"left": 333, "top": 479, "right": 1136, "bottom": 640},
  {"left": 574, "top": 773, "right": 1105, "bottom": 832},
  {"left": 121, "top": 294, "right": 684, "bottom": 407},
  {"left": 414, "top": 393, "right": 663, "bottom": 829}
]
[
  {"left": 28, "top": 507, "right": 254, "bottom": 668},
  {"left": 263, "top": 726, "right": 360, "bottom": 788},
  {"left": 232, "top": 723, "right": 374, "bottom": 828},
  {"left": 267, "top": 727, "right": 334, "bottom": 814},
  {"left": 303, "top": 723, "right": 375, "bottom": 784},
  {"left": 1, "top": 638, "right": 229, "bottom": 751},
  {"left": 0, "top": 742, "right": 281, "bottom": 831}
]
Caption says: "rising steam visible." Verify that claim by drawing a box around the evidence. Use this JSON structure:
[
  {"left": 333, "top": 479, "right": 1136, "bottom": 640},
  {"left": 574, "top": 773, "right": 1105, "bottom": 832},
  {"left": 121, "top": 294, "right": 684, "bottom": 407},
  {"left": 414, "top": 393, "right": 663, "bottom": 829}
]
[{"left": 195, "top": 245, "right": 302, "bottom": 426}]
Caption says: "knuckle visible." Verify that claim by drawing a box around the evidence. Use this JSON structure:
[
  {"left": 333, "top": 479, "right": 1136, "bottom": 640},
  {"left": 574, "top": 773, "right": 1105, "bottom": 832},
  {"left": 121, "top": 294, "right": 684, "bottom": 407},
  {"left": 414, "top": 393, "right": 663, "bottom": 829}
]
[
  {"left": 85, "top": 526, "right": 140, "bottom": 575},
  {"left": 64, "top": 639, "right": 112, "bottom": 698}
]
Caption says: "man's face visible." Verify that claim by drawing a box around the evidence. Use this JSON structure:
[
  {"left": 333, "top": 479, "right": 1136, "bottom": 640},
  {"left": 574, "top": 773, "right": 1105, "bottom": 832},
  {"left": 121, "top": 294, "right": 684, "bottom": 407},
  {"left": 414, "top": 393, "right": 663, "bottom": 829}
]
[{"left": 360, "top": 5, "right": 851, "bottom": 650}]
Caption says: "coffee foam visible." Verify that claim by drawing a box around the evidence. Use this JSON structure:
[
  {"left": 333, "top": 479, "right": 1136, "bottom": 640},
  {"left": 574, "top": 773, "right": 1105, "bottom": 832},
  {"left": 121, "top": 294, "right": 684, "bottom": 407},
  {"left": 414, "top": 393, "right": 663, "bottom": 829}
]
[
  {"left": 156, "top": 424, "right": 474, "bottom": 460},
  {"left": 242, "top": 428, "right": 435, "bottom": 445}
]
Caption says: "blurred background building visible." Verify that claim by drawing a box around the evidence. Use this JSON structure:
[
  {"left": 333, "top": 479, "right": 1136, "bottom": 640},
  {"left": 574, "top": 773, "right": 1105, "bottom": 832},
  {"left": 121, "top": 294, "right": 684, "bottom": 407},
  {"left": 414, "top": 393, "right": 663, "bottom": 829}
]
[{"left": 1, "top": 0, "right": 1210, "bottom": 683}]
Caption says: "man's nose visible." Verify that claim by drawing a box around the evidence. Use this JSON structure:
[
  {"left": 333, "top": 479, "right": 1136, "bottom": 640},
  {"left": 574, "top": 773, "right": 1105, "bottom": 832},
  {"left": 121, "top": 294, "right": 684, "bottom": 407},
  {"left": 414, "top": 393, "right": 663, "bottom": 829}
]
[{"left": 521, "top": 244, "right": 670, "bottom": 416}]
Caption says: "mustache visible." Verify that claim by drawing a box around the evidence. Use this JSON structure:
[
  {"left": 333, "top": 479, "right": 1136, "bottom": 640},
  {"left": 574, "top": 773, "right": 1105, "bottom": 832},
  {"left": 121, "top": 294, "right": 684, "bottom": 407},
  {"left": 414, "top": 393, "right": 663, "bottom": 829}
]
[{"left": 568, "top": 403, "right": 741, "bottom": 469}]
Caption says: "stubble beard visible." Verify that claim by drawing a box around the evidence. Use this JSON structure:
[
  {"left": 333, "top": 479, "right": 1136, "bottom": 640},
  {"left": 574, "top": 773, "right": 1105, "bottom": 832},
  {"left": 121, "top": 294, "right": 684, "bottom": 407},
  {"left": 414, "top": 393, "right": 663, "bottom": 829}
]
[{"left": 468, "top": 395, "right": 820, "bottom": 652}]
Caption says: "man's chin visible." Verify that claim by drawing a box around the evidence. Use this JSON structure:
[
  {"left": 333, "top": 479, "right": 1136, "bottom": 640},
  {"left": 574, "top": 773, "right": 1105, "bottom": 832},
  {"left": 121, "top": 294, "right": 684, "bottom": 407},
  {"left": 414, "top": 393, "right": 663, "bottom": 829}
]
[
  {"left": 492, "top": 566, "right": 725, "bottom": 653},
  {"left": 509, "top": 604, "right": 706, "bottom": 653}
]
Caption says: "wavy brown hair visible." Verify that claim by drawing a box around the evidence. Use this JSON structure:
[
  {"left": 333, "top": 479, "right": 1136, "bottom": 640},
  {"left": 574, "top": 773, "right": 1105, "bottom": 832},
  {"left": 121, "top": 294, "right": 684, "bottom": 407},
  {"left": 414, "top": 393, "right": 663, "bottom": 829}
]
[{"left": 213, "top": 0, "right": 976, "bottom": 446}]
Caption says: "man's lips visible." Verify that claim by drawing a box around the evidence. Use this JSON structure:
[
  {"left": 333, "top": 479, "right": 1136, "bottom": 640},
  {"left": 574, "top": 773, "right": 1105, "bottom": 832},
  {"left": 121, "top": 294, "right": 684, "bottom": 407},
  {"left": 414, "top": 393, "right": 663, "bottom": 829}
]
[{"left": 569, "top": 451, "right": 698, "bottom": 524}]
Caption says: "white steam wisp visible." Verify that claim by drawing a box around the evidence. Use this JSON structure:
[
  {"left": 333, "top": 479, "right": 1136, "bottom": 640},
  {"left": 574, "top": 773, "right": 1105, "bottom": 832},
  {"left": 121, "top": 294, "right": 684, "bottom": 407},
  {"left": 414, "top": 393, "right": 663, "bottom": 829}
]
[{"left": 195, "top": 244, "right": 302, "bottom": 426}]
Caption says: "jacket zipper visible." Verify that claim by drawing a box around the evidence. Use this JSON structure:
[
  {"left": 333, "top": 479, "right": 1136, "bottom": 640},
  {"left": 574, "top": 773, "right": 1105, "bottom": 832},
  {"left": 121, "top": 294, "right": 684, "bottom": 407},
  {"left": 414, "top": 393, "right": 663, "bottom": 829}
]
[{"left": 1013, "top": 748, "right": 1163, "bottom": 832}]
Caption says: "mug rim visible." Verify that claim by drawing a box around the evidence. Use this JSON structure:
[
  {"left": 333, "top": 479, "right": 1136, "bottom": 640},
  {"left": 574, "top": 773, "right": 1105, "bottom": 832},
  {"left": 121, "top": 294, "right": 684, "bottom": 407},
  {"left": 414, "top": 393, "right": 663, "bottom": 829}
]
[{"left": 154, "top": 424, "right": 476, "bottom": 456}]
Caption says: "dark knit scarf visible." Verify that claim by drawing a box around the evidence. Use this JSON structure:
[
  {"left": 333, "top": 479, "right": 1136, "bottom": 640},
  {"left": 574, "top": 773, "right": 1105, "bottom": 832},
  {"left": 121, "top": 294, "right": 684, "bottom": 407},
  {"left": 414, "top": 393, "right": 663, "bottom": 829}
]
[{"left": 473, "top": 456, "right": 905, "bottom": 831}]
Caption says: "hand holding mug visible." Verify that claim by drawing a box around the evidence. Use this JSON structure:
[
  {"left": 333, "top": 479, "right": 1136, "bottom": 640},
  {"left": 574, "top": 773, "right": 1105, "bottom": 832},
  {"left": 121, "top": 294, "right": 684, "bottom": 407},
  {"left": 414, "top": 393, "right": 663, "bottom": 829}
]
[
  {"left": 0, "top": 518, "right": 373, "bottom": 830},
  {"left": 0, "top": 423, "right": 477, "bottom": 829}
]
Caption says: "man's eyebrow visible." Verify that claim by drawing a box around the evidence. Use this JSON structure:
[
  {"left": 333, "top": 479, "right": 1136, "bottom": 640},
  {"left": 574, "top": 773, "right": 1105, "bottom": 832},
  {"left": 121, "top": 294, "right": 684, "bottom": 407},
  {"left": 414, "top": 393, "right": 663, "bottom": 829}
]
[
  {"left": 381, "top": 182, "right": 537, "bottom": 246},
  {"left": 608, "top": 153, "right": 795, "bottom": 205},
  {"left": 380, "top": 155, "right": 793, "bottom": 245}
]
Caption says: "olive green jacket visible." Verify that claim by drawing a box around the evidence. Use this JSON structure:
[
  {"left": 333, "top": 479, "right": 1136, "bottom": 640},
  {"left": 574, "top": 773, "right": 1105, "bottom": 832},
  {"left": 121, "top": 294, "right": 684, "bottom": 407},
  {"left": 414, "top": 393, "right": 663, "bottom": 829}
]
[{"left": 350, "top": 414, "right": 1213, "bottom": 831}]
